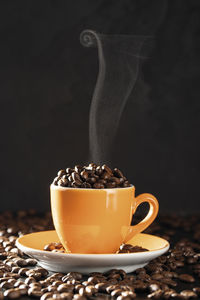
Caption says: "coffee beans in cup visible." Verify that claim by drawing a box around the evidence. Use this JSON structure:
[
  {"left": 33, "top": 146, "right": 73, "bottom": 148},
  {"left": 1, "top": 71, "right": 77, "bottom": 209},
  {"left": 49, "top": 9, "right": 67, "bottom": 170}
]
[{"left": 53, "top": 163, "right": 131, "bottom": 189}]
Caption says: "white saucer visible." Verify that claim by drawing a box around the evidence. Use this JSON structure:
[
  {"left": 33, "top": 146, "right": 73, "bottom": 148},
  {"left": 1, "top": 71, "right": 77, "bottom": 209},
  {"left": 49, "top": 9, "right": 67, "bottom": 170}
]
[{"left": 16, "top": 231, "right": 169, "bottom": 274}]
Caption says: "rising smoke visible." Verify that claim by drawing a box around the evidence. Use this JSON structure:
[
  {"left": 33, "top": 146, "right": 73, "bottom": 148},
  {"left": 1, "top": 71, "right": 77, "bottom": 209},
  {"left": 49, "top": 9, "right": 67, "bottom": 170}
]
[{"left": 80, "top": 30, "right": 152, "bottom": 164}]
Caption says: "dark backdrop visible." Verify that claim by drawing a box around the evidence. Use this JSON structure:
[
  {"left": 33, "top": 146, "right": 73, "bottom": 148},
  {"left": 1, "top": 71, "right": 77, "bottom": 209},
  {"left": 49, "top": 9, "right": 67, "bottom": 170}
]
[{"left": 0, "top": 0, "right": 199, "bottom": 213}]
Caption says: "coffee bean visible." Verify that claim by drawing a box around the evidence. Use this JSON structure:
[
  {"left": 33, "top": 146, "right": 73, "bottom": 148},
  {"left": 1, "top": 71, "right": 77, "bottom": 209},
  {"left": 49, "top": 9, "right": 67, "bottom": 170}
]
[
  {"left": 60, "top": 292, "right": 73, "bottom": 299},
  {"left": 73, "top": 295, "right": 87, "bottom": 300},
  {"left": 180, "top": 290, "right": 197, "bottom": 299},
  {"left": 95, "top": 283, "right": 109, "bottom": 292},
  {"left": 187, "top": 257, "right": 198, "bottom": 264},
  {"left": 147, "top": 289, "right": 163, "bottom": 299},
  {"left": 41, "top": 292, "right": 54, "bottom": 300},
  {"left": 85, "top": 285, "right": 98, "bottom": 295},
  {"left": 57, "top": 170, "right": 66, "bottom": 177},
  {"left": 88, "top": 276, "right": 103, "bottom": 284},
  {"left": 95, "top": 166, "right": 103, "bottom": 176},
  {"left": 28, "top": 287, "right": 42, "bottom": 297},
  {"left": 52, "top": 280, "right": 62, "bottom": 287},
  {"left": 1, "top": 281, "right": 14, "bottom": 289},
  {"left": 57, "top": 284, "right": 74, "bottom": 293},
  {"left": 148, "top": 284, "right": 160, "bottom": 292},
  {"left": 11, "top": 267, "right": 20, "bottom": 273},
  {"left": 93, "top": 182, "right": 105, "bottom": 189},
  {"left": 13, "top": 258, "right": 27, "bottom": 267},
  {"left": 193, "top": 287, "right": 200, "bottom": 295},
  {"left": 81, "top": 182, "right": 91, "bottom": 188},
  {"left": 18, "top": 287, "right": 28, "bottom": 296},
  {"left": 4, "top": 289, "right": 21, "bottom": 299},
  {"left": 163, "top": 289, "right": 177, "bottom": 299},
  {"left": 101, "top": 172, "right": 111, "bottom": 180},
  {"left": 80, "top": 171, "right": 89, "bottom": 180},
  {"left": 67, "top": 272, "right": 82, "bottom": 280},
  {"left": 179, "top": 274, "right": 195, "bottom": 283},
  {"left": 74, "top": 165, "right": 82, "bottom": 173},
  {"left": 106, "top": 182, "right": 116, "bottom": 188},
  {"left": 106, "top": 284, "right": 120, "bottom": 293},
  {"left": 102, "top": 165, "right": 113, "bottom": 175},
  {"left": 71, "top": 172, "right": 82, "bottom": 183},
  {"left": 123, "top": 181, "right": 131, "bottom": 187},
  {"left": 113, "top": 168, "right": 124, "bottom": 178}
]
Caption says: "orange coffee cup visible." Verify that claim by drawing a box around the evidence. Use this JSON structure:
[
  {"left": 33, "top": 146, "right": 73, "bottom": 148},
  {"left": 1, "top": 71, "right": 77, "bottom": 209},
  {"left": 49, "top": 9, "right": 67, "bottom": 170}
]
[{"left": 50, "top": 185, "right": 159, "bottom": 254}]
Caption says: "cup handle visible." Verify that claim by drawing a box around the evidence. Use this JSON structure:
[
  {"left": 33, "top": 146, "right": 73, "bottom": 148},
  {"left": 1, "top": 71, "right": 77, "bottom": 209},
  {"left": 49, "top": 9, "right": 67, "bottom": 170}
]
[{"left": 124, "top": 193, "right": 159, "bottom": 243}]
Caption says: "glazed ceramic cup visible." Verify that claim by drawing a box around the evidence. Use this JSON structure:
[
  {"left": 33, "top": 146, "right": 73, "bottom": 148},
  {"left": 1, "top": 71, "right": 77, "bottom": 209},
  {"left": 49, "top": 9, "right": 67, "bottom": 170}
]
[{"left": 50, "top": 185, "right": 159, "bottom": 254}]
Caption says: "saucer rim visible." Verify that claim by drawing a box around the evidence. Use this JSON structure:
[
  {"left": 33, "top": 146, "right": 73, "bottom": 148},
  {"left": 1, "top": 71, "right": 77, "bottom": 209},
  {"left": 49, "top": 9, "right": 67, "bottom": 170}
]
[{"left": 16, "top": 231, "right": 170, "bottom": 257}]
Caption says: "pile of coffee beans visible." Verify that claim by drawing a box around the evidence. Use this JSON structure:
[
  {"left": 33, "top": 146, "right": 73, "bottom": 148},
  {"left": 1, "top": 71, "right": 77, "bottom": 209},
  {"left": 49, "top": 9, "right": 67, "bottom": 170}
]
[
  {"left": 53, "top": 163, "right": 131, "bottom": 188},
  {"left": 43, "top": 243, "right": 148, "bottom": 254},
  {"left": 0, "top": 210, "right": 200, "bottom": 299}
]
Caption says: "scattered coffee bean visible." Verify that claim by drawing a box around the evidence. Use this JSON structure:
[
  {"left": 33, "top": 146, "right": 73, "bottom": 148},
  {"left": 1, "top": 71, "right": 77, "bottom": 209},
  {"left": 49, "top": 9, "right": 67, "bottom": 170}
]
[
  {"left": 180, "top": 290, "right": 197, "bottom": 299},
  {"left": 179, "top": 274, "right": 195, "bottom": 283}
]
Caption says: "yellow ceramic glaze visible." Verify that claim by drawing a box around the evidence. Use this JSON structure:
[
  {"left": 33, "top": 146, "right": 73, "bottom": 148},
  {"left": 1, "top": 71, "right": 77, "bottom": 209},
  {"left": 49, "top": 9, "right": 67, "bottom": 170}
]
[{"left": 50, "top": 185, "right": 159, "bottom": 254}]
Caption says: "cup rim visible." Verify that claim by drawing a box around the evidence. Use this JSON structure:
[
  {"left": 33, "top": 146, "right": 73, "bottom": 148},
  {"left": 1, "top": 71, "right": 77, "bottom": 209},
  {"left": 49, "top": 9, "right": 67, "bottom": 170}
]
[{"left": 50, "top": 183, "right": 135, "bottom": 191}]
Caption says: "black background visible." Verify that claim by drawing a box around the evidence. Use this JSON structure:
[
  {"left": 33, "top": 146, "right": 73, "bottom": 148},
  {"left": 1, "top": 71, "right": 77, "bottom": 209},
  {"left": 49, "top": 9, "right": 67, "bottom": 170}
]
[{"left": 0, "top": 0, "right": 199, "bottom": 213}]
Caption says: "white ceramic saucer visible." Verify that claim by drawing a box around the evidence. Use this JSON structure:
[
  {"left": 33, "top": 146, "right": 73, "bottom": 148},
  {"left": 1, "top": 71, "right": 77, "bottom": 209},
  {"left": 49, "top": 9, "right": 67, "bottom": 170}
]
[{"left": 16, "top": 231, "right": 169, "bottom": 274}]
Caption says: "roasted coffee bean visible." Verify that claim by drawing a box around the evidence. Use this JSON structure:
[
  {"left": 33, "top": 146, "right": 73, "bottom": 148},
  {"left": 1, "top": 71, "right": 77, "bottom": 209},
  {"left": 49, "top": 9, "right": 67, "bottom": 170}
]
[
  {"left": 85, "top": 285, "right": 98, "bottom": 295},
  {"left": 88, "top": 276, "right": 103, "bottom": 284},
  {"left": 41, "top": 292, "right": 54, "bottom": 300},
  {"left": 113, "top": 168, "right": 124, "bottom": 178},
  {"left": 193, "top": 287, "right": 200, "bottom": 295},
  {"left": 95, "top": 166, "right": 103, "bottom": 176},
  {"left": 74, "top": 165, "right": 82, "bottom": 173},
  {"left": 81, "top": 182, "right": 91, "bottom": 188},
  {"left": 11, "top": 266, "right": 20, "bottom": 273},
  {"left": 13, "top": 258, "right": 27, "bottom": 267},
  {"left": 48, "top": 286, "right": 57, "bottom": 292},
  {"left": 187, "top": 257, "right": 198, "bottom": 264},
  {"left": 57, "top": 170, "right": 66, "bottom": 177},
  {"left": 71, "top": 172, "right": 82, "bottom": 182},
  {"left": 163, "top": 289, "right": 177, "bottom": 299},
  {"left": 66, "top": 272, "right": 82, "bottom": 280},
  {"left": 106, "top": 284, "right": 120, "bottom": 293},
  {"left": 25, "top": 277, "right": 36, "bottom": 284},
  {"left": 57, "top": 284, "right": 74, "bottom": 293},
  {"left": 93, "top": 182, "right": 105, "bottom": 189},
  {"left": 119, "top": 291, "right": 136, "bottom": 299},
  {"left": 28, "top": 287, "right": 42, "bottom": 297},
  {"left": 147, "top": 289, "right": 163, "bottom": 299},
  {"left": 179, "top": 274, "right": 195, "bottom": 283},
  {"left": 95, "top": 283, "right": 109, "bottom": 292},
  {"left": 101, "top": 172, "right": 111, "bottom": 180},
  {"left": 80, "top": 171, "right": 89, "bottom": 180},
  {"left": 123, "top": 181, "right": 131, "bottom": 187},
  {"left": 180, "top": 290, "right": 197, "bottom": 299},
  {"left": 148, "top": 284, "right": 160, "bottom": 292},
  {"left": 52, "top": 280, "right": 63, "bottom": 287},
  {"left": 18, "top": 287, "right": 28, "bottom": 296},
  {"left": 102, "top": 164, "right": 113, "bottom": 175},
  {"left": 4, "top": 289, "right": 21, "bottom": 299},
  {"left": 60, "top": 292, "right": 73, "bottom": 300},
  {"left": 79, "top": 287, "right": 92, "bottom": 296},
  {"left": 106, "top": 182, "right": 116, "bottom": 188},
  {"left": 86, "top": 177, "right": 97, "bottom": 184},
  {"left": 73, "top": 295, "right": 87, "bottom": 300},
  {"left": 1, "top": 281, "right": 15, "bottom": 289}
]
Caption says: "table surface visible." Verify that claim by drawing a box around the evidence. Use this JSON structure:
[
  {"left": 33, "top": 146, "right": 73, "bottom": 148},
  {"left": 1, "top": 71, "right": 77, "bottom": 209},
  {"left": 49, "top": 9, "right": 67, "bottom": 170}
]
[{"left": 0, "top": 211, "right": 200, "bottom": 299}]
